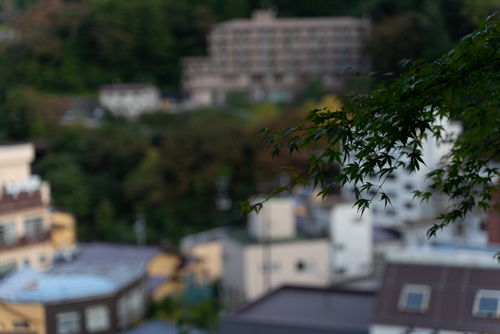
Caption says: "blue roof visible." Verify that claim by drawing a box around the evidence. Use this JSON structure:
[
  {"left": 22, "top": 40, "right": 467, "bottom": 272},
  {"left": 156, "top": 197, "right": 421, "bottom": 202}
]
[{"left": 0, "top": 261, "right": 146, "bottom": 303}]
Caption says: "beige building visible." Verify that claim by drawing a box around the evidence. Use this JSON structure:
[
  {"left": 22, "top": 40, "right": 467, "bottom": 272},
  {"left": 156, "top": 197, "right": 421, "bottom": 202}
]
[
  {"left": 0, "top": 143, "right": 54, "bottom": 274},
  {"left": 222, "top": 198, "right": 331, "bottom": 304},
  {"left": 182, "top": 9, "right": 371, "bottom": 106},
  {"left": 99, "top": 83, "right": 160, "bottom": 118}
]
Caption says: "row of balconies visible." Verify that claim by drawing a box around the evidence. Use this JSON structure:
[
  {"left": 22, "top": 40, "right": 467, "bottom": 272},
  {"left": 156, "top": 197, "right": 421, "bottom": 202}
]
[{"left": 0, "top": 230, "right": 51, "bottom": 251}]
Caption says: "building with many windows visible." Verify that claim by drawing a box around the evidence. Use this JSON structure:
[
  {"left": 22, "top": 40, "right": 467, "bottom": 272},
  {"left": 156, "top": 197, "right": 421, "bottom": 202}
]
[
  {"left": 98, "top": 83, "right": 160, "bottom": 118},
  {"left": 182, "top": 9, "right": 371, "bottom": 106},
  {"left": 0, "top": 143, "right": 54, "bottom": 275}
]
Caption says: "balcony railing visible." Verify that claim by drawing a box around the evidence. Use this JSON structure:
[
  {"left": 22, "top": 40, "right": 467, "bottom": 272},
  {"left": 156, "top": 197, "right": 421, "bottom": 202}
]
[
  {"left": 0, "top": 230, "right": 50, "bottom": 251},
  {"left": 0, "top": 191, "right": 43, "bottom": 214}
]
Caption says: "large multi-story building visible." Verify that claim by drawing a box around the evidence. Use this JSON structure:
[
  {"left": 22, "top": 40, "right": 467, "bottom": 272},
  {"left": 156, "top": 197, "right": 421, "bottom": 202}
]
[
  {"left": 0, "top": 144, "right": 54, "bottom": 275},
  {"left": 182, "top": 9, "right": 371, "bottom": 106}
]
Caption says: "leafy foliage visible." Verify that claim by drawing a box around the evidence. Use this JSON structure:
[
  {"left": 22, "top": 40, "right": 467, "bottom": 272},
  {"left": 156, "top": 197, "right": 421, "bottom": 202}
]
[{"left": 241, "top": 14, "right": 500, "bottom": 237}]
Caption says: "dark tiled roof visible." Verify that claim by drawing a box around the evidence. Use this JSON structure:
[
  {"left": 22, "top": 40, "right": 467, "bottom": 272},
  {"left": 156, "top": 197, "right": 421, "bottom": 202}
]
[
  {"left": 374, "top": 262, "right": 500, "bottom": 333},
  {"left": 219, "top": 286, "right": 374, "bottom": 334},
  {"left": 120, "top": 320, "right": 205, "bottom": 334}
]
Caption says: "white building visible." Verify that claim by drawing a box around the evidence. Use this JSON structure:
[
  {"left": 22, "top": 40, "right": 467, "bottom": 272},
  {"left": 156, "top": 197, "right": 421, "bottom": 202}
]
[
  {"left": 98, "top": 83, "right": 160, "bottom": 118},
  {"left": 354, "top": 118, "right": 463, "bottom": 229}
]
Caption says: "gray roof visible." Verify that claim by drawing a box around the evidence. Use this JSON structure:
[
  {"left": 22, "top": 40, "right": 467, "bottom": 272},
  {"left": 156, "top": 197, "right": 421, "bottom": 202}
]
[
  {"left": 73, "top": 242, "right": 160, "bottom": 263},
  {"left": 120, "top": 320, "right": 205, "bottom": 334},
  {"left": 99, "top": 83, "right": 157, "bottom": 91},
  {"left": 219, "top": 286, "right": 374, "bottom": 334},
  {"left": 213, "top": 16, "right": 365, "bottom": 29}
]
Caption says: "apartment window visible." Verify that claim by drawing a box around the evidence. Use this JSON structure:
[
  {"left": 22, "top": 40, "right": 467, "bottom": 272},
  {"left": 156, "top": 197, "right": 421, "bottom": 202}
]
[
  {"left": 24, "top": 217, "right": 44, "bottom": 238},
  {"left": 0, "top": 221, "right": 16, "bottom": 246},
  {"left": 116, "top": 296, "right": 128, "bottom": 328},
  {"left": 85, "top": 305, "right": 110, "bottom": 333},
  {"left": 56, "top": 311, "right": 81, "bottom": 334},
  {"left": 398, "top": 284, "right": 431, "bottom": 313},
  {"left": 473, "top": 290, "right": 500, "bottom": 318}
]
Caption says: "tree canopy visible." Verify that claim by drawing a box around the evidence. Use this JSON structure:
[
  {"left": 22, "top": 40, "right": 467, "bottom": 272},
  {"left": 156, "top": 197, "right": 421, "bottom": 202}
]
[{"left": 241, "top": 13, "right": 500, "bottom": 237}]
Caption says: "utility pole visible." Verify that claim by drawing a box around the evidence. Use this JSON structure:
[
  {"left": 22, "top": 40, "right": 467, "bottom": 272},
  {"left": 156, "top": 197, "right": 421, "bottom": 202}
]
[{"left": 133, "top": 213, "right": 146, "bottom": 246}]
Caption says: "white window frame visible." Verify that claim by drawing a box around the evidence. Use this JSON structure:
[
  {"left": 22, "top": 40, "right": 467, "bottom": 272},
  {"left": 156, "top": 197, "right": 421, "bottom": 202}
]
[
  {"left": 0, "top": 221, "right": 16, "bottom": 246},
  {"left": 473, "top": 289, "right": 500, "bottom": 318},
  {"left": 24, "top": 217, "right": 44, "bottom": 238},
  {"left": 85, "top": 305, "right": 110, "bottom": 333},
  {"left": 398, "top": 284, "right": 431, "bottom": 313},
  {"left": 55, "top": 311, "right": 81, "bottom": 334}
]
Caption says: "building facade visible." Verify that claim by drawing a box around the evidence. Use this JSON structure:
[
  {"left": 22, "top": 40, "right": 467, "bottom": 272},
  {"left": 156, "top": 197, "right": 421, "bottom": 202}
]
[
  {"left": 99, "top": 83, "right": 160, "bottom": 118},
  {"left": 182, "top": 9, "right": 371, "bottom": 106},
  {"left": 0, "top": 144, "right": 54, "bottom": 275}
]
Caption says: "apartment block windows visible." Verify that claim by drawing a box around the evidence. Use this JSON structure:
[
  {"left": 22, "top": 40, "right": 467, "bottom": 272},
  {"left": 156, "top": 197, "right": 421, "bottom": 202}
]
[
  {"left": 296, "top": 259, "right": 315, "bottom": 273},
  {"left": 473, "top": 290, "right": 500, "bottom": 318},
  {"left": 56, "top": 311, "right": 81, "bottom": 334},
  {"left": 25, "top": 217, "right": 44, "bottom": 239},
  {"left": 398, "top": 284, "right": 431, "bottom": 313},
  {"left": 0, "top": 221, "right": 16, "bottom": 246},
  {"left": 85, "top": 305, "right": 110, "bottom": 333}
]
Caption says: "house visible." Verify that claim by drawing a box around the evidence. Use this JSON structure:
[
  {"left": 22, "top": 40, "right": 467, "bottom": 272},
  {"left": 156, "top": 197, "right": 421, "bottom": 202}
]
[
  {"left": 221, "top": 194, "right": 373, "bottom": 304},
  {"left": 219, "top": 285, "right": 375, "bottom": 334},
  {"left": 61, "top": 98, "right": 104, "bottom": 128},
  {"left": 371, "top": 249, "right": 500, "bottom": 334},
  {"left": 65, "top": 243, "right": 206, "bottom": 302},
  {"left": 0, "top": 261, "right": 148, "bottom": 334},
  {"left": 0, "top": 143, "right": 54, "bottom": 274},
  {"left": 182, "top": 9, "right": 371, "bottom": 106},
  {"left": 99, "top": 83, "right": 160, "bottom": 118}
]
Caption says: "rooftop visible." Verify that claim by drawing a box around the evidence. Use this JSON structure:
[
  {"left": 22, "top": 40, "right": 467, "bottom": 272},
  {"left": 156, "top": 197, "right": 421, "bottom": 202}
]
[
  {"left": 72, "top": 242, "right": 160, "bottom": 264},
  {"left": 226, "top": 227, "right": 324, "bottom": 245},
  {"left": 213, "top": 15, "right": 368, "bottom": 29},
  {"left": 374, "top": 260, "right": 500, "bottom": 333},
  {"left": 0, "top": 261, "right": 145, "bottom": 303},
  {"left": 220, "top": 286, "right": 374, "bottom": 334},
  {"left": 99, "top": 83, "right": 157, "bottom": 91}
]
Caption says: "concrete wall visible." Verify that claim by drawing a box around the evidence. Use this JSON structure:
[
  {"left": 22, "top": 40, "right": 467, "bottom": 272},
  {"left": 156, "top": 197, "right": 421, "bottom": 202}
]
[
  {"left": 50, "top": 211, "right": 77, "bottom": 251},
  {"left": 242, "top": 239, "right": 330, "bottom": 302},
  {"left": 221, "top": 238, "right": 246, "bottom": 303},
  {"left": 248, "top": 198, "right": 295, "bottom": 241},
  {"left": 0, "top": 303, "right": 46, "bottom": 334},
  {"left": 187, "top": 240, "right": 223, "bottom": 283},
  {"left": 330, "top": 203, "right": 372, "bottom": 281},
  {"left": 0, "top": 144, "right": 34, "bottom": 186}
]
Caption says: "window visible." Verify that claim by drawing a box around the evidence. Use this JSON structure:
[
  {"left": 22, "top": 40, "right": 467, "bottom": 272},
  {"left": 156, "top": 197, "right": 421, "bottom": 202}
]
[
  {"left": 13, "top": 321, "right": 29, "bottom": 329},
  {"left": 473, "top": 290, "right": 500, "bottom": 318},
  {"left": 0, "top": 261, "right": 16, "bottom": 277},
  {"left": 24, "top": 218, "right": 44, "bottom": 239},
  {"left": 85, "top": 305, "right": 110, "bottom": 333},
  {"left": 0, "top": 222, "right": 16, "bottom": 246},
  {"left": 398, "top": 284, "right": 431, "bottom": 313},
  {"left": 261, "top": 262, "right": 280, "bottom": 273},
  {"left": 56, "top": 311, "right": 80, "bottom": 334},
  {"left": 116, "top": 296, "right": 128, "bottom": 328},
  {"left": 296, "top": 259, "right": 315, "bottom": 273}
]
